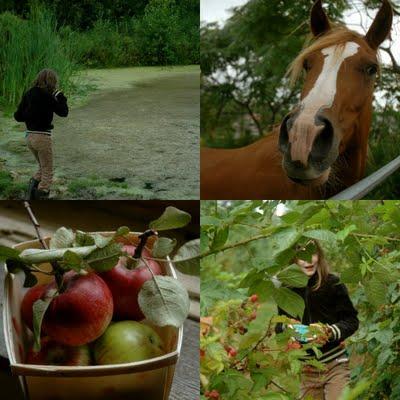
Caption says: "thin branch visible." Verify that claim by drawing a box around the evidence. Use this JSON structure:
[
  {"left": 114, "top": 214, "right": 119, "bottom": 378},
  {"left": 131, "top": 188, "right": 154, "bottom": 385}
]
[{"left": 23, "top": 201, "right": 48, "bottom": 250}]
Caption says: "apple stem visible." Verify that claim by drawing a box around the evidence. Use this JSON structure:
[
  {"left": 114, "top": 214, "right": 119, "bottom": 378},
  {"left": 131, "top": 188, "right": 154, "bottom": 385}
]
[
  {"left": 140, "top": 256, "right": 157, "bottom": 280},
  {"left": 133, "top": 229, "right": 158, "bottom": 259}
]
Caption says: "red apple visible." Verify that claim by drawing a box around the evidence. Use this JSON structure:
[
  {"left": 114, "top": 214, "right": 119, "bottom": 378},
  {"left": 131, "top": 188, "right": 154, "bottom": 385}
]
[
  {"left": 21, "top": 283, "right": 47, "bottom": 331},
  {"left": 21, "top": 271, "right": 113, "bottom": 346},
  {"left": 100, "top": 245, "right": 162, "bottom": 320},
  {"left": 93, "top": 321, "right": 164, "bottom": 365},
  {"left": 26, "top": 337, "right": 91, "bottom": 366}
]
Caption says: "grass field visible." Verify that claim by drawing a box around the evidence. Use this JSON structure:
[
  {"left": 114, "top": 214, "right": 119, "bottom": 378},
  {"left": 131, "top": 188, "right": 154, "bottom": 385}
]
[{"left": 0, "top": 65, "right": 199, "bottom": 199}]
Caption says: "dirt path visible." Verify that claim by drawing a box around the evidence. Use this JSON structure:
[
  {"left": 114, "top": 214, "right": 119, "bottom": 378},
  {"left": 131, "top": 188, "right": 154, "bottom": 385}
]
[{"left": 0, "top": 66, "right": 199, "bottom": 199}]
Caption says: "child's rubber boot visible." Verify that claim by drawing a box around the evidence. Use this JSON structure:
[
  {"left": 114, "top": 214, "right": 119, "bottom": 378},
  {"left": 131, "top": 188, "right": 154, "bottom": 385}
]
[{"left": 26, "top": 178, "right": 40, "bottom": 200}]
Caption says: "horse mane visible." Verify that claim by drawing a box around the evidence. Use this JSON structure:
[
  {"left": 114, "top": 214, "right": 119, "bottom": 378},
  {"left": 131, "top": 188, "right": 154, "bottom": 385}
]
[{"left": 287, "top": 26, "right": 377, "bottom": 86}]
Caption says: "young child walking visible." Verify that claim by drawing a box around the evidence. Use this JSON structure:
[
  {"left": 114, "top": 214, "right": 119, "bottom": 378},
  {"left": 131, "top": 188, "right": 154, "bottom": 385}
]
[
  {"left": 14, "top": 69, "right": 69, "bottom": 199},
  {"left": 277, "top": 239, "right": 359, "bottom": 400}
]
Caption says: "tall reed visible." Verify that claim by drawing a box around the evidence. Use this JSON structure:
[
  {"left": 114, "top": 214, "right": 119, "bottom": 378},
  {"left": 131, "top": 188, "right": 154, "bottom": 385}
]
[{"left": 0, "top": 5, "right": 77, "bottom": 110}]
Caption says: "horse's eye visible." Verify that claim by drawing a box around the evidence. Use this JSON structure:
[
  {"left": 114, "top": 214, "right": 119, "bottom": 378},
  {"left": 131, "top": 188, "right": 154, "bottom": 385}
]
[
  {"left": 365, "top": 64, "right": 378, "bottom": 76},
  {"left": 303, "top": 59, "right": 311, "bottom": 71}
]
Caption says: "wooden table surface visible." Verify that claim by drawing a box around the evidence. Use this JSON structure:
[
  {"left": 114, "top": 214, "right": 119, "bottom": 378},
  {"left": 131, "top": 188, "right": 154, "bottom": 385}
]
[{"left": 0, "top": 201, "right": 200, "bottom": 400}]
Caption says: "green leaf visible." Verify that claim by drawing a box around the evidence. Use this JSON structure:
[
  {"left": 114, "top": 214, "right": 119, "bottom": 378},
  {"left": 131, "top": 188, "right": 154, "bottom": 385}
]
[
  {"left": 173, "top": 239, "right": 200, "bottom": 276},
  {"left": 277, "top": 264, "right": 308, "bottom": 287},
  {"left": 149, "top": 206, "right": 191, "bottom": 231},
  {"left": 115, "top": 226, "right": 130, "bottom": 237},
  {"left": 20, "top": 245, "right": 97, "bottom": 264},
  {"left": 74, "top": 231, "right": 95, "bottom": 246},
  {"left": 211, "top": 225, "right": 229, "bottom": 250},
  {"left": 138, "top": 276, "right": 190, "bottom": 328},
  {"left": 340, "top": 267, "right": 361, "bottom": 284},
  {"left": 85, "top": 242, "right": 123, "bottom": 272},
  {"left": 273, "top": 287, "right": 305, "bottom": 319},
  {"left": 49, "top": 227, "right": 75, "bottom": 249},
  {"left": 336, "top": 225, "right": 357, "bottom": 241},
  {"left": 364, "top": 278, "right": 387, "bottom": 307},
  {"left": 152, "top": 237, "right": 177, "bottom": 258},
  {"left": 303, "top": 229, "right": 336, "bottom": 243},
  {"left": 265, "top": 227, "right": 301, "bottom": 261},
  {"left": 200, "top": 230, "right": 209, "bottom": 253},
  {"left": 32, "top": 289, "right": 57, "bottom": 351},
  {"left": 0, "top": 245, "right": 21, "bottom": 261},
  {"left": 60, "top": 250, "right": 84, "bottom": 272},
  {"left": 92, "top": 234, "right": 113, "bottom": 249},
  {"left": 201, "top": 216, "right": 221, "bottom": 226}
]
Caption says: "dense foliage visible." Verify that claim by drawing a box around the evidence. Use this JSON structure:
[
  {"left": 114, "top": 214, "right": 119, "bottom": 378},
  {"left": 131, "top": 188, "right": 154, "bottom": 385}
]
[
  {"left": 200, "top": 0, "right": 400, "bottom": 198},
  {"left": 200, "top": 200, "right": 400, "bottom": 399},
  {"left": 0, "top": 0, "right": 199, "bottom": 109}
]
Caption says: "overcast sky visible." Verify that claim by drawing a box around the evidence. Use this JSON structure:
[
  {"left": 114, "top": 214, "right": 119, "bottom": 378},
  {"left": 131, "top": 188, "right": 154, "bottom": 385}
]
[{"left": 200, "top": 0, "right": 400, "bottom": 64}]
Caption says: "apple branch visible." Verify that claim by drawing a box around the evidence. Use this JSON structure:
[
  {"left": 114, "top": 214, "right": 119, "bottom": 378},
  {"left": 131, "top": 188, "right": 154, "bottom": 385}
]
[
  {"left": 24, "top": 201, "right": 48, "bottom": 250},
  {"left": 23, "top": 201, "right": 65, "bottom": 291}
]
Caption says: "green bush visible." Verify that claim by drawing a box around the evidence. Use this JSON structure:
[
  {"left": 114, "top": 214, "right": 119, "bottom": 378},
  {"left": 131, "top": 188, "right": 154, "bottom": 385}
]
[
  {"left": 0, "top": 5, "right": 78, "bottom": 110},
  {"left": 134, "top": 0, "right": 197, "bottom": 66},
  {"left": 61, "top": 20, "right": 139, "bottom": 68}
]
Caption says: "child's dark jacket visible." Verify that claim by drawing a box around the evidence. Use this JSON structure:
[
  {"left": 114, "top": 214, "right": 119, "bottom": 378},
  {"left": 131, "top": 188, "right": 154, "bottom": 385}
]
[{"left": 14, "top": 87, "right": 68, "bottom": 132}]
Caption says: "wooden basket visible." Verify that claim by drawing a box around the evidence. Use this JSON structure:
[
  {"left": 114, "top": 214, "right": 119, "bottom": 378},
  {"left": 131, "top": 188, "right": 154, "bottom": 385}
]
[{"left": 2, "top": 233, "right": 183, "bottom": 400}]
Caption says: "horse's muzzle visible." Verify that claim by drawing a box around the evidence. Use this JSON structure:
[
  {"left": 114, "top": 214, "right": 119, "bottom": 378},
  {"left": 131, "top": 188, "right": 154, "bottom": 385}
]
[{"left": 278, "top": 112, "right": 338, "bottom": 186}]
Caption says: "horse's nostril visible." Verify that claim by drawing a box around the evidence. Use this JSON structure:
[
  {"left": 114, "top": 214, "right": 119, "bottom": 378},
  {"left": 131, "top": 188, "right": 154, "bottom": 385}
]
[{"left": 310, "top": 117, "right": 334, "bottom": 162}]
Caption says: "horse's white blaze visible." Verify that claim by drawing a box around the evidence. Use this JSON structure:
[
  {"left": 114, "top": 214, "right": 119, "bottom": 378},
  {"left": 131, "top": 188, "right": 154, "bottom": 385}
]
[
  {"left": 289, "top": 41, "right": 360, "bottom": 165},
  {"left": 301, "top": 41, "right": 360, "bottom": 117}
]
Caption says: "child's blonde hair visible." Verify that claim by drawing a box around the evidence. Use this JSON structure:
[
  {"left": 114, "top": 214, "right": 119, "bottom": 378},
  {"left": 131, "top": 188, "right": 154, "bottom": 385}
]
[{"left": 33, "top": 69, "right": 59, "bottom": 93}]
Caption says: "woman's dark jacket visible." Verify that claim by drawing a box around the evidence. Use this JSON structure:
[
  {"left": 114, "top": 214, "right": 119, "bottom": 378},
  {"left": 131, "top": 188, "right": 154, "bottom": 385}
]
[
  {"left": 14, "top": 87, "right": 68, "bottom": 132},
  {"left": 276, "top": 273, "right": 359, "bottom": 362}
]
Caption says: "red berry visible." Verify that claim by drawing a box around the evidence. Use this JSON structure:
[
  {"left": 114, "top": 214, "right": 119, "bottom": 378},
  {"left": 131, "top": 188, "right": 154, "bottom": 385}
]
[
  {"left": 249, "top": 311, "right": 257, "bottom": 320},
  {"left": 205, "top": 390, "right": 220, "bottom": 399},
  {"left": 250, "top": 294, "right": 258, "bottom": 303},
  {"left": 228, "top": 347, "right": 237, "bottom": 357}
]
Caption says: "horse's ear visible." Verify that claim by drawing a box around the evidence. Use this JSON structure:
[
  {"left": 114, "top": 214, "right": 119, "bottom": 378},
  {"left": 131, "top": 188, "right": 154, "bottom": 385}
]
[
  {"left": 310, "top": 0, "right": 331, "bottom": 37},
  {"left": 365, "top": 0, "right": 393, "bottom": 50}
]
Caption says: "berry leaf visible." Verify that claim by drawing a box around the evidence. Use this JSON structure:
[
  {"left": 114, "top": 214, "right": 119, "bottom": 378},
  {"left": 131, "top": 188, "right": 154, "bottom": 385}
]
[
  {"left": 152, "top": 237, "right": 177, "bottom": 257},
  {"left": 32, "top": 289, "right": 57, "bottom": 351},
  {"left": 149, "top": 206, "right": 191, "bottom": 231},
  {"left": 276, "top": 264, "right": 308, "bottom": 288},
  {"left": 273, "top": 287, "right": 305, "bottom": 319},
  {"left": 138, "top": 275, "right": 190, "bottom": 328},
  {"left": 173, "top": 239, "right": 200, "bottom": 276}
]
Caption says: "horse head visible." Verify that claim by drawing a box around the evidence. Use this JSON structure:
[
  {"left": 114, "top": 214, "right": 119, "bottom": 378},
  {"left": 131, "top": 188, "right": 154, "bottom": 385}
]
[{"left": 279, "top": 0, "right": 393, "bottom": 187}]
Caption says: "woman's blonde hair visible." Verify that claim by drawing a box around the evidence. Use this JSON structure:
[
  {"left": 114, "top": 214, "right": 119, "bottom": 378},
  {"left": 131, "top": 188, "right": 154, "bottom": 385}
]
[
  {"left": 33, "top": 69, "right": 58, "bottom": 93},
  {"left": 312, "top": 240, "right": 330, "bottom": 291},
  {"left": 294, "top": 239, "right": 330, "bottom": 291}
]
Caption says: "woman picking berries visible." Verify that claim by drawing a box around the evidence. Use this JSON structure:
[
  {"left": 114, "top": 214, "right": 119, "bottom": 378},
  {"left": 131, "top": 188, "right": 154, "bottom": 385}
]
[
  {"left": 276, "top": 239, "right": 359, "bottom": 400},
  {"left": 14, "top": 69, "right": 69, "bottom": 199}
]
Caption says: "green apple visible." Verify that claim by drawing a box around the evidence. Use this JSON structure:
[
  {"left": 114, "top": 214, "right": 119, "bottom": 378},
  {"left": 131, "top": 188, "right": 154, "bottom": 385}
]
[{"left": 93, "top": 321, "right": 164, "bottom": 365}]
